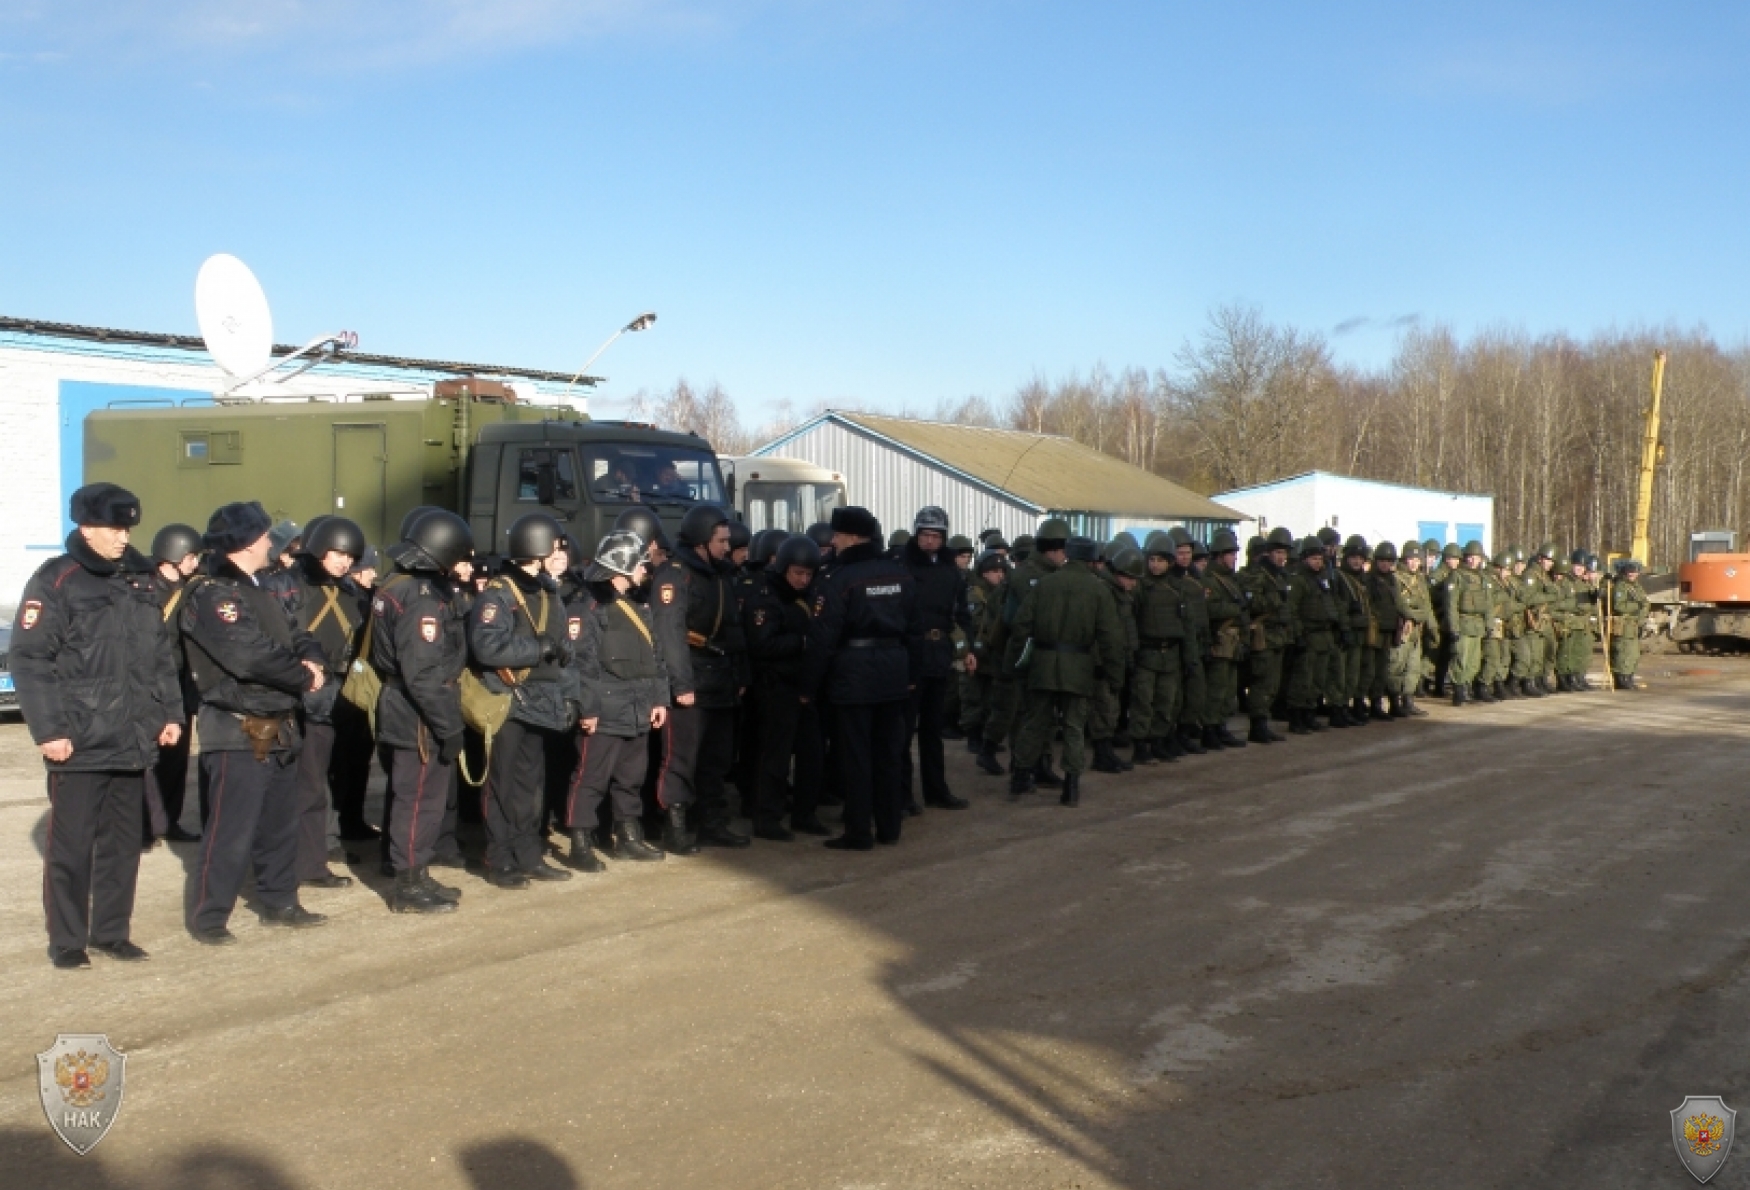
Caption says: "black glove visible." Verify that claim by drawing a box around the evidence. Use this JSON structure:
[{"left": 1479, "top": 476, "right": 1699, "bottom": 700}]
[{"left": 438, "top": 733, "right": 464, "bottom": 765}]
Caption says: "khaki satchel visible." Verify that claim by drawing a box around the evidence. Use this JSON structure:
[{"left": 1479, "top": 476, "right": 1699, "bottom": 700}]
[
  {"left": 340, "top": 576, "right": 410, "bottom": 736},
  {"left": 1211, "top": 621, "right": 1242, "bottom": 660},
  {"left": 456, "top": 578, "right": 549, "bottom": 783}
]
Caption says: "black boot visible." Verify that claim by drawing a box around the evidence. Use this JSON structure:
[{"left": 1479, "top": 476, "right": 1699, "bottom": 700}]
[
  {"left": 1033, "top": 758, "right": 1064, "bottom": 788},
  {"left": 1200, "top": 725, "right": 1225, "bottom": 751},
  {"left": 421, "top": 868, "right": 462, "bottom": 903},
  {"left": 965, "top": 731, "right": 984, "bottom": 755},
  {"left": 1248, "top": 716, "right": 1282, "bottom": 744},
  {"left": 1494, "top": 680, "right": 1516, "bottom": 700},
  {"left": 1132, "top": 740, "right": 1157, "bottom": 766},
  {"left": 698, "top": 820, "right": 752, "bottom": 848},
  {"left": 1521, "top": 678, "right": 1544, "bottom": 698},
  {"left": 1350, "top": 698, "right": 1372, "bottom": 726},
  {"left": 1179, "top": 727, "right": 1208, "bottom": 754},
  {"left": 1327, "top": 706, "right": 1354, "bottom": 728},
  {"left": 391, "top": 868, "right": 457, "bottom": 914},
  {"left": 1090, "top": 740, "right": 1124, "bottom": 773},
  {"left": 613, "top": 819, "right": 665, "bottom": 862},
  {"left": 1288, "top": 710, "right": 1313, "bottom": 736},
  {"left": 1157, "top": 733, "right": 1187, "bottom": 759},
  {"left": 1389, "top": 696, "right": 1410, "bottom": 719},
  {"left": 1059, "top": 773, "right": 1081, "bottom": 808},
  {"left": 1369, "top": 698, "right": 1393, "bottom": 722},
  {"left": 1473, "top": 681, "right": 1497, "bottom": 704},
  {"left": 1008, "top": 767, "right": 1036, "bottom": 799},
  {"left": 1306, "top": 708, "right": 1328, "bottom": 731},
  {"left": 976, "top": 741, "right": 1007, "bottom": 775},
  {"left": 1452, "top": 684, "right": 1467, "bottom": 707},
  {"left": 940, "top": 723, "right": 964, "bottom": 740},
  {"left": 662, "top": 806, "right": 698, "bottom": 856},
  {"left": 1217, "top": 722, "right": 1247, "bottom": 748},
  {"left": 1404, "top": 694, "right": 1429, "bottom": 717},
  {"left": 563, "top": 829, "right": 605, "bottom": 873}
]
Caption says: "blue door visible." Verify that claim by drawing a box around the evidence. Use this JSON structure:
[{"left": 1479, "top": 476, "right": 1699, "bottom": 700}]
[
  {"left": 1417, "top": 520, "right": 1449, "bottom": 545},
  {"left": 1456, "top": 523, "right": 1486, "bottom": 549}
]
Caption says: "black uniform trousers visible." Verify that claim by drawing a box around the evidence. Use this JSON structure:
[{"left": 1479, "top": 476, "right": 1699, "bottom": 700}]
[
  {"left": 294, "top": 720, "right": 337, "bottom": 880},
  {"left": 193, "top": 750, "right": 299, "bottom": 932},
  {"left": 146, "top": 732, "right": 192, "bottom": 840},
  {"left": 756, "top": 686, "right": 821, "bottom": 828},
  {"left": 566, "top": 731, "right": 648, "bottom": 827},
  {"left": 900, "top": 675, "right": 952, "bottom": 805},
  {"left": 543, "top": 728, "right": 583, "bottom": 834},
  {"left": 327, "top": 698, "right": 376, "bottom": 836},
  {"left": 832, "top": 699, "right": 906, "bottom": 845},
  {"left": 657, "top": 704, "right": 737, "bottom": 827},
  {"left": 483, "top": 718, "right": 553, "bottom": 873},
  {"left": 382, "top": 736, "right": 462, "bottom": 865},
  {"left": 385, "top": 745, "right": 456, "bottom": 873},
  {"left": 44, "top": 771, "right": 145, "bottom": 952}
]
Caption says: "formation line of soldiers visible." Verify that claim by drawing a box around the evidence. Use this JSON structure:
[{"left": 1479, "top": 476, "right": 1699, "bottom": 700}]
[{"left": 14, "top": 484, "right": 1650, "bottom": 969}]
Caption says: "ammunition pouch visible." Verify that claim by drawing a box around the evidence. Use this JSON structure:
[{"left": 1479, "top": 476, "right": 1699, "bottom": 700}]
[
  {"left": 240, "top": 714, "right": 291, "bottom": 763},
  {"left": 1211, "top": 621, "right": 1242, "bottom": 660}
]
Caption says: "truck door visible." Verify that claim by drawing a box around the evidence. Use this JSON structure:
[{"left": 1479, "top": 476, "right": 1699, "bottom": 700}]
[
  {"left": 332, "top": 423, "right": 389, "bottom": 544},
  {"left": 498, "top": 444, "right": 582, "bottom": 555}
]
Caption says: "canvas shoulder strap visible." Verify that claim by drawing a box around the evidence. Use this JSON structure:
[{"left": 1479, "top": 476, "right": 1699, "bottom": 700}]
[
  {"left": 305, "top": 584, "right": 353, "bottom": 635},
  {"left": 161, "top": 586, "right": 186, "bottom": 624},
  {"left": 613, "top": 599, "right": 654, "bottom": 647}
]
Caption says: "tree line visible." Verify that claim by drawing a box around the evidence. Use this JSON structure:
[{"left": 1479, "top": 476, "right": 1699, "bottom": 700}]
[{"left": 625, "top": 306, "right": 1747, "bottom": 569}]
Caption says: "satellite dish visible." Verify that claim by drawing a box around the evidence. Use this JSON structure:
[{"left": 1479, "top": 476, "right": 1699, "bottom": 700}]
[{"left": 195, "top": 254, "right": 274, "bottom": 379}]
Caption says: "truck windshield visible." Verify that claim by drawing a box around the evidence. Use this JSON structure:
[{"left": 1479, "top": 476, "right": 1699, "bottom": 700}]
[
  {"left": 582, "top": 444, "right": 726, "bottom": 506},
  {"left": 743, "top": 481, "right": 846, "bottom": 532}
]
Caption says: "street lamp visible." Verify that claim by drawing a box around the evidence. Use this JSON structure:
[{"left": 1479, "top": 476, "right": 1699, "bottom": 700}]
[{"left": 565, "top": 311, "right": 658, "bottom": 398}]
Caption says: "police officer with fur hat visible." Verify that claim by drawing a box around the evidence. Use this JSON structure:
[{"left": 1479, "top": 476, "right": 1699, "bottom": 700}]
[
  {"left": 182, "top": 501, "right": 330, "bottom": 944},
  {"left": 370, "top": 510, "right": 475, "bottom": 913},
  {"left": 802, "top": 506, "right": 923, "bottom": 850},
  {"left": 560, "top": 531, "right": 670, "bottom": 867},
  {"left": 14, "top": 484, "right": 184, "bottom": 967},
  {"left": 744, "top": 533, "right": 829, "bottom": 839}
]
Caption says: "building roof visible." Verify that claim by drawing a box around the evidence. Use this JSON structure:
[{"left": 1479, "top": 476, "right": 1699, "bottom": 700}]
[
  {"left": 0, "top": 316, "right": 599, "bottom": 387},
  {"left": 1212, "top": 469, "right": 1493, "bottom": 502},
  {"left": 762, "top": 411, "right": 1241, "bottom": 521}
]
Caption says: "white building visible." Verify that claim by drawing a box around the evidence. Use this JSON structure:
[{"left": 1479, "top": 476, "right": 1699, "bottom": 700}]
[
  {"left": 0, "top": 317, "right": 589, "bottom": 612},
  {"left": 753, "top": 411, "right": 1241, "bottom": 544},
  {"left": 1211, "top": 471, "right": 1494, "bottom": 554}
]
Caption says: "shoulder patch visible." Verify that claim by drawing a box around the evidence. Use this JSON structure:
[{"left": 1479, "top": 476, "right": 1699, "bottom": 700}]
[
  {"left": 480, "top": 601, "right": 499, "bottom": 624},
  {"left": 813, "top": 595, "right": 825, "bottom": 617},
  {"left": 568, "top": 615, "right": 581, "bottom": 640},
  {"left": 660, "top": 584, "right": 676, "bottom": 605},
  {"left": 373, "top": 597, "right": 386, "bottom": 616},
  {"left": 215, "top": 600, "right": 240, "bottom": 624},
  {"left": 19, "top": 600, "right": 41, "bottom": 630},
  {"left": 754, "top": 608, "right": 766, "bottom": 627},
  {"left": 419, "top": 616, "right": 439, "bottom": 643}
]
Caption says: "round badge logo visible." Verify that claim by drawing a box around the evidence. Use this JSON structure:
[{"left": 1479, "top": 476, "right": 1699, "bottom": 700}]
[
  {"left": 215, "top": 601, "right": 240, "bottom": 624},
  {"left": 419, "top": 617, "right": 439, "bottom": 643}
]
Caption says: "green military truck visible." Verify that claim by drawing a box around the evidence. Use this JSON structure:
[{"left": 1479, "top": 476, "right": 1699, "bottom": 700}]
[{"left": 84, "top": 381, "right": 727, "bottom": 558}]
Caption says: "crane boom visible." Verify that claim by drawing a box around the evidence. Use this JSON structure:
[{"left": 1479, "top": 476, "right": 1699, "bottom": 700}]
[{"left": 1630, "top": 350, "right": 1666, "bottom": 566}]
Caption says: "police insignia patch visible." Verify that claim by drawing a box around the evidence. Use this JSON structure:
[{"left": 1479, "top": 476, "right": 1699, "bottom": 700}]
[
  {"left": 754, "top": 609, "right": 766, "bottom": 626},
  {"left": 215, "top": 601, "right": 240, "bottom": 624},
  {"left": 660, "top": 584, "right": 675, "bottom": 605},
  {"left": 420, "top": 617, "right": 438, "bottom": 643},
  {"left": 480, "top": 602, "right": 499, "bottom": 624},
  {"left": 813, "top": 596, "right": 825, "bottom": 617},
  {"left": 568, "top": 616, "right": 581, "bottom": 640},
  {"left": 20, "top": 600, "right": 41, "bottom": 630}
]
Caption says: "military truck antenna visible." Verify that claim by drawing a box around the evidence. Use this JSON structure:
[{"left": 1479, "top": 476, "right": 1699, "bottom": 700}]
[{"left": 195, "top": 254, "right": 358, "bottom": 398}]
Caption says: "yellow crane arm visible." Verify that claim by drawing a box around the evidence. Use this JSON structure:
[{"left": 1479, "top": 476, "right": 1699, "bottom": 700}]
[{"left": 1629, "top": 350, "right": 1666, "bottom": 566}]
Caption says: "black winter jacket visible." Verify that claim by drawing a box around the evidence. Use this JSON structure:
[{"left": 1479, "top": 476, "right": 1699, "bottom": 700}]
[
  {"left": 262, "top": 557, "right": 368, "bottom": 723},
  {"left": 570, "top": 582, "right": 668, "bottom": 738},
  {"left": 12, "top": 533, "right": 183, "bottom": 772},
  {"left": 745, "top": 569, "right": 813, "bottom": 690},
  {"left": 902, "top": 539, "right": 974, "bottom": 680},
  {"left": 672, "top": 547, "right": 747, "bottom": 710},
  {"left": 370, "top": 566, "right": 467, "bottom": 751},
  {"left": 802, "top": 541, "right": 921, "bottom": 705},
  {"left": 467, "top": 566, "right": 587, "bottom": 732}
]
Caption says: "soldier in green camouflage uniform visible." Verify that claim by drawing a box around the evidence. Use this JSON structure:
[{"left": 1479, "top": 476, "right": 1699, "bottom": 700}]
[
  {"left": 1238, "top": 528, "right": 1293, "bottom": 744},
  {"left": 1006, "top": 537, "right": 1127, "bottom": 806},
  {"left": 1129, "top": 532, "right": 1188, "bottom": 764},
  {"left": 1605, "top": 559, "right": 1650, "bottom": 690},
  {"left": 1335, "top": 536, "right": 1373, "bottom": 726},
  {"left": 1285, "top": 536, "right": 1341, "bottom": 734},
  {"left": 1559, "top": 549, "right": 1599, "bottom": 691},
  {"left": 1471, "top": 552, "right": 1507, "bottom": 703},
  {"left": 964, "top": 551, "right": 1013, "bottom": 772},
  {"left": 1502, "top": 547, "right": 1544, "bottom": 698},
  {"left": 942, "top": 534, "right": 976, "bottom": 736},
  {"left": 1443, "top": 541, "right": 1489, "bottom": 705},
  {"left": 1199, "top": 529, "right": 1249, "bottom": 748},
  {"left": 1361, "top": 541, "right": 1401, "bottom": 721},
  {"left": 1524, "top": 543, "right": 1562, "bottom": 692},
  {"left": 1167, "top": 529, "right": 1212, "bottom": 755},
  {"left": 994, "top": 519, "right": 1070, "bottom": 785},
  {"left": 1386, "top": 541, "right": 1434, "bottom": 716},
  {"left": 1089, "top": 546, "right": 1141, "bottom": 772}
]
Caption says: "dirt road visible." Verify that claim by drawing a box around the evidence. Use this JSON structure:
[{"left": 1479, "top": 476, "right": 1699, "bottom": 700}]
[{"left": 2, "top": 663, "right": 1747, "bottom": 1188}]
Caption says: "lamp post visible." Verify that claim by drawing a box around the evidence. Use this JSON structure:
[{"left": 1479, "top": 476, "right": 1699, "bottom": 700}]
[{"left": 565, "top": 311, "right": 657, "bottom": 398}]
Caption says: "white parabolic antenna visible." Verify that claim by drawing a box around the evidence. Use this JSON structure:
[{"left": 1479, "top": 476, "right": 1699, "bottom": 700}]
[{"left": 195, "top": 254, "right": 274, "bottom": 379}]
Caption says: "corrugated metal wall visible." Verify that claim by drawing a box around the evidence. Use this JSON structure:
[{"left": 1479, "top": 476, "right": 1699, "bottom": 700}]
[{"left": 759, "top": 420, "right": 1043, "bottom": 542}]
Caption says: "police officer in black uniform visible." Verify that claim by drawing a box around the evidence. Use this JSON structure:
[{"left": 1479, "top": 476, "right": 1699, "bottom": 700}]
[
  {"left": 803, "top": 506, "right": 922, "bottom": 851},
  {"left": 14, "top": 483, "right": 184, "bottom": 967},
  {"left": 898, "top": 506, "right": 973, "bottom": 813},
  {"left": 146, "top": 521, "right": 204, "bottom": 846},
  {"left": 469, "top": 513, "right": 587, "bottom": 888},
  {"left": 659, "top": 503, "right": 751, "bottom": 848},
  {"left": 745, "top": 533, "right": 828, "bottom": 840},
  {"left": 371, "top": 510, "right": 475, "bottom": 913},
  {"left": 182, "top": 501, "right": 330, "bottom": 945},
  {"left": 263, "top": 515, "right": 369, "bottom": 891}
]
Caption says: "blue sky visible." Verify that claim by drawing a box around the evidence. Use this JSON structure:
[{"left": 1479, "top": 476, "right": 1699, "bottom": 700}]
[{"left": 2, "top": 2, "right": 1747, "bottom": 423}]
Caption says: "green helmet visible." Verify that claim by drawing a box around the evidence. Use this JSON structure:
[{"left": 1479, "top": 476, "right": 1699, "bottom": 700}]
[
  {"left": 1210, "top": 527, "right": 1240, "bottom": 553},
  {"left": 1266, "top": 526, "right": 1295, "bottom": 548},
  {"left": 1298, "top": 535, "right": 1325, "bottom": 559},
  {"left": 1401, "top": 540, "right": 1423, "bottom": 559},
  {"left": 1190, "top": 538, "right": 1209, "bottom": 560},
  {"left": 1013, "top": 533, "right": 1034, "bottom": 554},
  {"left": 1620, "top": 557, "right": 1644, "bottom": 574},
  {"left": 1342, "top": 534, "right": 1369, "bottom": 559},
  {"left": 976, "top": 550, "right": 1007, "bottom": 575},
  {"left": 1110, "top": 547, "right": 1144, "bottom": 578},
  {"left": 1035, "top": 517, "right": 1071, "bottom": 545},
  {"left": 1110, "top": 530, "right": 1140, "bottom": 552},
  {"left": 1373, "top": 541, "right": 1398, "bottom": 562},
  {"left": 1143, "top": 530, "right": 1176, "bottom": 558},
  {"left": 1462, "top": 540, "right": 1485, "bottom": 558},
  {"left": 1316, "top": 526, "right": 1341, "bottom": 547},
  {"left": 1569, "top": 547, "right": 1589, "bottom": 566},
  {"left": 1492, "top": 551, "right": 1512, "bottom": 568},
  {"left": 1441, "top": 543, "right": 1462, "bottom": 560},
  {"left": 889, "top": 529, "right": 911, "bottom": 549},
  {"left": 1246, "top": 535, "right": 1266, "bottom": 558},
  {"left": 1534, "top": 541, "right": 1556, "bottom": 561},
  {"left": 947, "top": 534, "right": 973, "bottom": 555},
  {"left": 1508, "top": 544, "right": 1525, "bottom": 564},
  {"left": 1422, "top": 538, "right": 1442, "bottom": 556},
  {"left": 1166, "top": 526, "right": 1194, "bottom": 549}
]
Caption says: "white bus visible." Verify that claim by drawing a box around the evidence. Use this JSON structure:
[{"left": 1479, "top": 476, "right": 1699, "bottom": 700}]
[{"left": 723, "top": 456, "right": 847, "bottom": 533}]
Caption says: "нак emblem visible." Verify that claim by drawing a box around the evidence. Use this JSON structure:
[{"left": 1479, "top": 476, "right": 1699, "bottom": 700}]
[
  {"left": 420, "top": 616, "right": 439, "bottom": 643},
  {"left": 38, "top": 1034, "right": 126, "bottom": 1155},
  {"left": 1672, "top": 1095, "right": 1737, "bottom": 1183}
]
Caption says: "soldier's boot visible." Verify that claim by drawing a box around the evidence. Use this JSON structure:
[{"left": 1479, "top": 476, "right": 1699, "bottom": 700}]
[
  {"left": 1494, "top": 680, "right": 1517, "bottom": 700},
  {"left": 1389, "top": 696, "right": 1410, "bottom": 719},
  {"left": 392, "top": 869, "right": 458, "bottom": 914},
  {"left": 1113, "top": 729, "right": 1133, "bottom": 747},
  {"left": 1305, "top": 708, "right": 1328, "bottom": 731},
  {"left": 1091, "top": 740, "right": 1125, "bottom": 773},
  {"left": 1033, "top": 758, "right": 1064, "bottom": 788},
  {"left": 940, "top": 723, "right": 964, "bottom": 740},
  {"left": 1404, "top": 693, "right": 1429, "bottom": 717},
  {"left": 420, "top": 868, "right": 463, "bottom": 903},
  {"left": 563, "top": 829, "right": 606, "bottom": 873},
  {"left": 1059, "top": 773, "right": 1081, "bottom": 808},
  {"left": 1008, "top": 767, "right": 1036, "bottom": 799},
  {"left": 662, "top": 806, "right": 699, "bottom": 856},
  {"left": 1365, "top": 698, "right": 1389, "bottom": 722},
  {"left": 1473, "top": 680, "right": 1497, "bottom": 704},
  {"left": 1200, "top": 725, "right": 1226, "bottom": 751},
  {"left": 1249, "top": 716, "right": 1283, "bottom": 744},
  {"left": 1345, "top": 697, "right": 1367, "bottom": 726},
  {"left": 1326, "top": 705, "right": 1354, "bottom": 728},
  {"left": 1216, "top": 722, "right": 1248, "bottom": 748},
  {"left": 976, "top": 741, "right": 1007, "bottom": 776},
  {"left": 1180, "top": 727, "right": 1208, "bottom": 754},
  {"left": 1451, "top": 683, "right": 1468, "bottom": 707},
  {"left": 1157, "top": 733, "right": 1187, "bottom": 759},
  {"left": 965, "top": 731, "right": 984, "bottom": 755},
  {"left": 1288, "top": 710, "right": 1314, "bottom": 736},
  {"left": 1520, "top": 678, "right": 1544, "bottom": 698},
  {"left": 1131, "top": 740, "right": 1157, "bottom": 765},
  {"left": 613, "top": 819, "right": 666, "bottom": 862}
]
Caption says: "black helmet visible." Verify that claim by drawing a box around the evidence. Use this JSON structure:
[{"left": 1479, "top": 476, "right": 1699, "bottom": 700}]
[
  {"left": 1189, "top": 538, "right": 1209, "bottom": 560},
  {"left": 587, "top": 530, "right": 647, "bottom": 581},
  {"left": 1246, "top": 535, "right": 1266, "bottom": 558},
  {"left": 398, "top": 505, "right": 440, "bottom": 541},
  {"left": 805, "top": 522, "right": 835, "bottom": 550},
  {"left": 304, "top": 515, "right": 366, "bottom": 561},
  {"left": 506, "top": 513, "right": 563, "bottom": 562},
  {"left": 403, "top": 509, "right": 474, "bottom": 572},
  {"left": 1110, "top": 546, "right": 1144, "bottom": 578},
  {"left": 1569, "top": 547, "right": 1588, "bottom": 566},
  {"left": 750, "top": 529, "right": 786, "bottom": 569},
  {"left": 976, "top": 550, "right": 1008, "bottom": 575},
  {"left": 1373, "top": 541, "right": 1398, "bottom": 562},
  {"left": 775, "top": 534, "right": 823, "bottom": 572},
  {"left": 1065, "top": 535, "right": 1099, "bottom": 563},
  {"left": 1012, "top": 533, "right": 1036, "bottom": 554},
  {"left": 1316, "top": 526, "right": 1341, "bottom": 547},
  {"left": 1342, "top": 535, "right": 1369, "bottom": 559},
  {"left": 614, "top": 506, "right": 671, "bottom": 552},
  {"left": 151, "top": 523, "right": 203, "bottom": 565},
  {"left": 978, "top": 528, "right": 1005, "bottom": 545},
  {"left": 726, "top": 521, "right": 752, "bottom": 551},
  {"left": 1265, "top": 526, "right": 1295, "bottom": 549},
  {"left": 1210, "top": 528, "right": 1240, "bottom": 553},
  {"left": 1298, "top": 536, "right": 1325, "bottom": 559},
  {"left": 1035, "top": 517, "right": 1071, "bottom": 546},
  {"left": 677, "top": 503, "right": 730, "bottom": 548},
  {"left": 913, "top": 506, "right": 950, "bottom": 535}
]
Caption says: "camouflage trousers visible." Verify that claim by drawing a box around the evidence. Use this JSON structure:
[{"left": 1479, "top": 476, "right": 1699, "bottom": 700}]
[
  {"left": 1013, "top": 689, "right": 1090, "bottom": 776},
  {"left": 1609, "top": 632, "right": 1640, "bottom": 677},
  {"left": 1203, "top": 656, "right": 1239, "bottom": 723},
  {"left": 1246, "top": 648, "right": 1283, "bottom": 718},
  {"left": 1558, "top": 627, "right": 1594, "bottom": 677},
  {"left": 1365, "top": 645, "right": 1390, "bottom": 701},
  {"left": 1090, "top": 671, "right": 1125, "bottom": 741},
  {"left": 979, "top": 674, "right": 1022, "bottom": 746},
  {"left": 957, "top": 669, "right": 984, "bottom": 734},
  {"left": 1287, "top": 635, "right": 1337, "bottom": 711},
  {"left": 1448, "top": 633, "right": 1482, "bottom": 686},
  {"left": 1386, "top": 638, "right": 1422, "bottom": 698},
  {"left": 1129, "top": 646, "right": 1182, "bottom": 741},
  {"left": 1480, "top": 637, "right": 1508, "bottom": 685},
  {"left": 1508, "top": 635, "right": 1535, "bottom": 680},
  {"left": 1180, "top": 657, "right": 1208, "bottom": 730}
]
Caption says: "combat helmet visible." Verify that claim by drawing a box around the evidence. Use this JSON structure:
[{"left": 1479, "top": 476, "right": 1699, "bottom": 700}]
[
  {"left": 1110, "top": 547, "right": 1144, "bottom": 579},
  {"left": 1399, "top": 540, "right": 1423, "bottom": 560},
  {"left": 1210, "top": 527, "right": 1241, "bottom": 553},
  {"left": 587, "top": 530, "right": 647, "bottom": 581},
  {"left": 1143, "top": 530, "right": 1176, "bottom": 558},
  {"left": 1034, "top": 517, "right": 1071, "bottom": 547},
  {"left": 1373, "top": 541, "right": 1399, "bottom": 562},
  {"left": 1492, "top": 550, "right": 1512, "bottom": 568},
  {"left": 1298, "top": 535, "right": 1325, "bottom": 560},
  {"left": 947, "top": 533, "right": 974, "bottom": 556},
  {"left": 1462, "top": 540, "right": 1486, "bottom": 559},
  {"left": 1342, "top": 534, "right": 1370, "bottom": 559},
  {"left": 1266, "top": 526, "right": 1296, "bottom": 549},
  {"left": 151, "top": 523, "right": 204, "bottom": 566},
  {"left": 1441, "top": 543, "right": 1462, "bottom": 561},
  {"left": 1316, "top": 526, "right": 1341, "bottom": 549}
]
